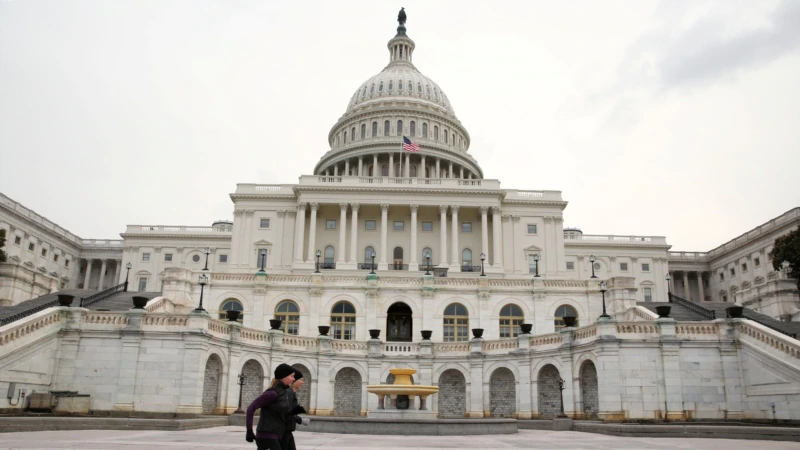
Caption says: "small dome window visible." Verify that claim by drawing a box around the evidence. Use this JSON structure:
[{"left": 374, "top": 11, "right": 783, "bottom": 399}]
[
  {"left": 417, "top": 82, "right": 422, "bottom": 93},
  {"left": 370, "top": 84, "right": 375, "bottom": 94},
  {"left": 426, "top": 85, "right": 431, "bottom": 97},
  {"left": 388, "top": 80, "right": 394, "bottom": 91},
  {"left": 408, "top": 80, "right": 412, "bottom": 91},
  {"left": 398, "top": 80, "right": 403, "bottom": 91},
  {"left": 379, "top": 82, "right": 384, "bottom": 92},
  {"left": 362, "top": 86, "right": 367, "bottom": 99}
]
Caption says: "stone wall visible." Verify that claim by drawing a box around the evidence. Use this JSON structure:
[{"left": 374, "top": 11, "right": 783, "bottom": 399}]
[
  {"left": 437, "top": 369, "right": 466, "bottom": 418},
  {"left": 537, "top": 364, "right": 561, "bottom": 418},
  {"left": 579, "top": 361, "right": 598, "bottom": 418},
  {"left": 292, "top": 364, "right": 311, "bottom": 412},
  {"left": 241, "top": 360, "right": 263, "bottom": 408},
  {"left": 333, "top": 368, "right": 361, "bottom": 416},
  {"left": 202, "top": 355, "right": 222, "bottom": 415},
  {"left": 489, "top": 367, "right": 515, "bottom": 418}
]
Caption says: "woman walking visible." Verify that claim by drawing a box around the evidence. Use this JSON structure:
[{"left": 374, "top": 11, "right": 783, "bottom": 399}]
[
  {"left": 245, "top": 363, "right": 296, "bottom": 450},
  {"left": 280, "top": 370, "right": 306, "bottom": 450}
]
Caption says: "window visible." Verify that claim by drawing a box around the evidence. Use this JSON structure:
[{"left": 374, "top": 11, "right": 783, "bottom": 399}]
[
  {"left": 398, "top": 80, "right": 403, "bottom": 90},
  {"left": 754, "top": 257, "right": 761, "bottom": 267},
  {"left": 554, "top": 305, "right": 578, "bottom": 329},
  {"left": 499, "top": 304, "right": 524, "bottom": 338},
  {"left": 641, "top": 263, "right": 650, "bottom": 272},
  {"left": 164, "top": 253, "right": 173, "bottom": 262},
  {"left": 434, "top": 126, "right": 439, "bottom": 141},
  {"left": 365, "top": 220, "right": 376, "bottom": 231},
  {"left": 730, "top": 268, "right": 736, "bottom": 277},
  {"left": 379, "top": 82, "right": 384, "bottom": 92},
  {"left": 364, "top": 246, "right": 375, "bottom": 266},
  {"left": 275, "top": 301, "right": 299, "bottom": 335},
  {"left": 461, "top": 248, "right": 473, "bottom": 268},
  {"left": 444, "top": 130, "right": 448, "bottom": 143},
  {"left": 351, "top": 127, "right": 355, "bottom": 141},
  {"left": 28, "top": 242, "right": 34, "bottom": 252},
  {"left": 256, "top": 248, "right": 267, "bottom": 267},
  {"left": 620, "top": 262, "right": 628, "bottom": 271},
  {"left": 422, "top": 221, "right": 433, "bottom": 232},
  {"left": 722, "top": 295, "right": 728, "bottom": 302},
  {"left": 452, "top": 133, "right": 455, "bottom": 144},
  {"left": 417, "top": 82, "right": 422, "bottom": 93},
  {"left": 219, "top": 299, "right": 244, "bottom": 323},
  {"left": 260, "top": 218, "right": 270, "bottom": 228},
  {"left": 528, "top": 255, "right": 539, "bottom": 275},
  {"left": 343, "top": 130, "right": 347, "bottom": 143},
  {"left": 422, "top": 123, "right": 428, "bottom": 138},
  {"left": 323, "top": 246, "right": 335, "bottom": 268},
  {"left": 361, "top": 124, "right": 366, "bottom": 139},
  {"left": 192, "top": 254, "right": 200, "bottom": 263},
  {"left": 326, "top": 219, "right": 336, "bottom": 230},
  {"left": 219, "top": 254, "right": 228, "bottom": 263},
  {"left": 393, "top": 221, "right": 404, "bottom": 231},
  {"left": 719, "top": 272, "right": 725, "bottom": 281},
  {"left": 14, "top": 235, "right": 21, "bottom": 245},
  {"left": 527, "top": 224, "right": 537, "bottom": 234},
  {"left": 410, "top": 121, "right": 416, "bottom": 137},
  {"left": 426, "top": 85, "right": 431, "bottom": 96},
  {"left": 372, "top": 121, "right": 377, "bottom": 137},
  {"left": 388, "top": 80, "right": 393, "bottom": 91},
  {"left": 644, "top": 287, "right": 652, "bottom": 302},
  {"left": 422, "top": 247, "right": 433, "bottom": 264},
  {"left": 331, "top": 301, "right": 356, "bottom": 340},
  {"left": 65, "top": 259, "right": 70, "bottom": 268},
  {"left": 384, "top": 120, "right": 390, "bottom": 136},
  {"left": 142, "top": 253, "right": 150, "bottom": 262},
  {"left": 137, "top": 277, "right": 147, "bottom": 292},
  {"left": 566, "top": 261, "right": 575, "bottom": 271},
  {"left": 741, "top": 263, "right": 748, "bottom": 272},
  {"left": 397, "top": 120, "right": 403, "bottom": 136},
  {"left": 461, "top": 222, "right": 472, "bottom": 232},
  {"left": 443, "top": 303, "right": 469, "bottom": 342},
  {"left": 53, "top": 254, "right": 59, "bottom": 262}
]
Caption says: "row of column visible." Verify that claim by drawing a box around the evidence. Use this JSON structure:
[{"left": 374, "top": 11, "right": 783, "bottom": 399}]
[
  {"left": 80, "top": 258, "right": 122, "bottom": 291},
  {"left": 321, "top": 153, "right": 477, "bottom": 180},
  {"left": 668, "top": 270, "right": 706, "bottom": 302},
  {"left": 293, "top": 202, "right": 503, "bottom": 269}
]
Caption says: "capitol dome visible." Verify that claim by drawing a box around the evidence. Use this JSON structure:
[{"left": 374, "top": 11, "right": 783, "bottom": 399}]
[{"left": 314, "top": 16, "right": 482, "bottom": 180}]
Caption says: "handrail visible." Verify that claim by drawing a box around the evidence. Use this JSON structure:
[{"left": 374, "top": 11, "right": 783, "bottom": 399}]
[
  {"left": 741, "top": 310, "right": 797, "bottom": 339},
  {"left": 0, "top": 300, "right": 59, "bottom": 326},
  {"left": 80, "top": 283, "right": 126, "bottom": 308},
  {"left": 669, "top": 294, "right": 715, "bottom": 319}
]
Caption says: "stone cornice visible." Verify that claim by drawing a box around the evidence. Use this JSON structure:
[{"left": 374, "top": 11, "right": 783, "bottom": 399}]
[
  {"left": 120, "top": 233, "right": 233, "bottom": 241},
  {"left": 564, "top": 241, "right": 671, "bottom": 250},
  {"left": 291, "top": 185, "right": 505, "bottom": 197}
]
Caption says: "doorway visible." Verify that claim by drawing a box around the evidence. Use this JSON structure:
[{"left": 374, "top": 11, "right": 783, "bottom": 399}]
[{"left": 386, "top": 302, "right": 412, "bottom": 342}]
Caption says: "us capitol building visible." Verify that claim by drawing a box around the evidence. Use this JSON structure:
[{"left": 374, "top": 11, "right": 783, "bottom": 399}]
[{"left": 1, "top": 13, "right": 798, "bottom": 421}]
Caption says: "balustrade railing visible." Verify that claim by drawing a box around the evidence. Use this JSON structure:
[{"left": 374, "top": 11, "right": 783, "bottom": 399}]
[
  {"left": 359, "top": 262, "right": 376, "bottom": 270},
  {"left": 389, "top": 264, "right": 409, "bottom": 271},
  {"left": 80, "top": 283, "right": 126, "bottom": 308},
  {"left": 321, "top": 262, "right": 336, "bottom": 270},
  {"left": 669, "top": 294, "right": 716, "bottom": 320}
]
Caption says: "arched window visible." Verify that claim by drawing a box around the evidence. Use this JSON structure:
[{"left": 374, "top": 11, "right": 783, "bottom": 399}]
[
  {"left": 370, "top": 84, "right": 375, "bottom": 94},
  {"left": 500, "top": 304, "right": 524, "bottom": 337},
  {"left": 388, "top": 80, "right": 393, "bottom": 91},
  {"left": 407, "top": 80, "right": 412, "bottom": 91},
  {"left": 360, "top": 124, "right": 366, "bottom": 139},
  {"left": 452, "top": 133, "right": 455, "bottom": 144},
  {"left": 434, "top": 126, "right": 439, "bottom": 141},
  {"left": 443, "top": 303, "right": 469, "bottom": 342},
  {"left": 410, "top": 121, "right": 416, "bottom": 137},
  {"left": 219, "top": 299, "right": 244, "bottom": 322},
  {"left": 343, "top": 130, "right": 347, "bottom": 144},
  {"left": 422, "top": 123, "right": 428, "bottom": 138},
  {"left": 381, "top": 163, "right": 389, "bottom": 176},
  {"left": 554, "top": 305, "right": 578, "bottom": 330},
  {"left": 351, "top": 127, "right": 356, "bottom": 141},
  {"left": 422, "top": 247, "right": 433, "bottom": 266},
  {"left": 444, "top": 129, "right": 448, "bottom": 143},
  {"left": 362, "top": 86, "right": 367, "bottom": 99},
  {"left": 336, "top": 135, "right": 339, "bottom": 146},
  {"left": 394, "top": 163, "right": 401, "bottom": 177},
  {"left": 410, "top": 165, "right": 417, "bottom": 177},
  {"left": 364, "top": 246, "right": 375, "bottom": 270},
  {"left": 398, "top": 80, "right": 403, "bottom": 91},
  {"left": 461, "top": 248, "right": 473, "bottom": 269},
  {"left": 417, "top": 82, "right": 422, "bottom": 93},
  {"left": 379, "top": 82, "right": 384, "bottom": 92},
  {"left": 426, "top": 85, "right": 431, "bottom": 96},
  {"left": 324, "top": 245, "right": 335, "bottom": 269},
  {"left": 397, "top": 120, "right": 403, "bottom": 136},
  {"left": 384, "top": 120, "right": 390, "bottom": 136},
  {"left": 372, "top": 121, "right": 377, "bottom": 137},
  {"left": 331, "top": 301, "right": 356, "bottom": 340},
  {"left": 275, "top": 300, "right": 299, "bottom": 335}
]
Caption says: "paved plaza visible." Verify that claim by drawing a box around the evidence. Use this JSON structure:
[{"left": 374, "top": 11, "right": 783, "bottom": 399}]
[{"left": 0, "top": 427, "right": 799, "bottom": 450}]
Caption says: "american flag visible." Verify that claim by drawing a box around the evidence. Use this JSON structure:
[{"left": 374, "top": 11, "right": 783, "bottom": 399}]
[{"left": 402, "top": 136, "right": 420, "bottom": 152}]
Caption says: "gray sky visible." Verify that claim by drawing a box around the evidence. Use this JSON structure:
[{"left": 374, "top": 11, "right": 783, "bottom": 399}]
[{"left": 1, "top": 0, "right": 798, "bottom": 251}]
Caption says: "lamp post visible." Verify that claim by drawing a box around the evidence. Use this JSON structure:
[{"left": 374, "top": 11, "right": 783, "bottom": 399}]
[
  {"left": 234, "top": 373, "right": 246, "bottom": 414},
  {"left": 195, "top": 274, "right": 208, "bottom": 312},
  {"left": 533, "top": 253, "right": 541, "bottom": 278},
  {"left": 557, "top": 377, "right": 567, "bottom": 418},
  {"left": 258, "top": 249, "right": 267, "bottom": 274},
  {"left": 425, "top": 251, "right": 431, "bottom": 276},
  {"left": 599, "top": 280, "right": 610, "bottom": 319},
  {"left": 589, "top": 255, "right": 597, "bottom": 278},
  {"left": 370, "top": 251, "right": 377, "bottom": 275},
  {"left": 123, "top": 262, "right": 132, "bottom": 292},
  {"left": 314, "top": 249, "right": 321, "bottom": 273},
  {"left": 202, "top": 247, "right": 211, "bottom": 271},
  {"left": 665, "top": 273, "right": 672, "bottom": 301},
  {"left": 480, "top": 253, "right": 486, "bottom": 277}
]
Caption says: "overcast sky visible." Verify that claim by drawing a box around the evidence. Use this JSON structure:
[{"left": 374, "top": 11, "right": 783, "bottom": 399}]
[{"left": 1, "top": 0, "right": 798, "bottom": 251}]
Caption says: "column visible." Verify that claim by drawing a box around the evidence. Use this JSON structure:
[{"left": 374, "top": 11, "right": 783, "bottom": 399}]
[
  {"left": 450, "top": 205, "right": 460, "bottom": 269},
  {"left": 421, "top": 155, "right": 426, "bottom": 178},
  {"left": 410, "top": 204, "right": 418, "bottom": 269},
  {"left": 98, "top": 259, "right": 108, "bottom": 290},
  {"left": 307, "top": 202, "right": 319, "bottom": 262},
  {"left": 697, "top": 271, "right": 705, "bottom": 302},
  {"left": 389, "top": 154, "right": 394, "bottom": 177},
  {"left": 373, "top": 154, "right": 379, "bottom": 176},
  {"left": 404, "top": 153, "right": 410, "bottom": 177},
  {"left": 114, "top": 260, "right": 122, "bottom": 285},
  {"left": 448, "top": 161, "right": 454, "bottom": 178},
  {"left": 491, "top": 207, "right": 502, "bottom": 268},
  {"left": 337, "top": 202, "right": 347, "bottom": 266},
  {"left": 683, "top": 271, "right": 690, "bottom": 301},
  {"left": 435, "top": 158, "right": 440, "bottom": 178},
  {"left": 439, "top": 205, "right": 448, "bottom": 266},
  {"left": 294, "top": 202, "right": 307, "bottom": 263},
  {"left": 349, "top": 203, "right": 359, "bottom": 264},
  {"left": 380, "top": 203, "right": 389, "bottom": 268},
  {"left": 459, "top": 167, "right": 464, "bottom": 178},
  {"left": 358, "top": 156, "right": 363, "bottom": 176},
  {"left": 83, "top": 259, "right": 93, "bottom": 289},
  {"left": 480, "top": 206, "right": 489, "bottom": 263},
  {"left": 344, "top": 159, "right": 350, "bottom": 176},
  {"left": 333, "top": 165, "right": 338, "bottom": 176}
]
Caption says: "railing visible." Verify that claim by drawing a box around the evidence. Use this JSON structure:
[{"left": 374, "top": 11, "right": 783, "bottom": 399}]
[
  {"left": 389, "top": 264, "right": 409, "bottom": 271},
  {"left": 382, "top": 343, "right": 420, "bottom": 353},
  {"left": 461, "top": 265, "right": 482, "bottom": 273},
  {"left": 297, "top": 175, "right": 502, "bottom": 190},
  {"left": 127, "top": 225, "right": 231, "bottom": 233},
  {"left": 741, "top": 310, "right": 797, "bottom": 339},
  {"left": 321, "top": 262, "right": 336, "bottom": 270},
  {"left": 739, "top": 320, "right": 800, "bottom": 361},
  {"left": 80, "top": 283, "right": 126, "bottom": 308},
  {"left": 358, "top": 262, "right": 376, "bottom": 270},
  {"left": 0, "top": 300, "right": 60, "bottom": 327},
  {"left": 564, "top": 234, "right": 667, "bottom": 244},
  {"left": 669, "top": 294, "right": 716, "bottom": 320}
]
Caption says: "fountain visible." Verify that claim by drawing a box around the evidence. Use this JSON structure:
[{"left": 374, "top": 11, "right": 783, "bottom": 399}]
[{"left": 366, "top": 368, "right": 439, "bottom": 419}]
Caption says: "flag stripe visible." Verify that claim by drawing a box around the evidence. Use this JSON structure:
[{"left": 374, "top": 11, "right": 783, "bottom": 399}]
[{"left": 403, "top": 136, "right": 420, "bottom": 152}]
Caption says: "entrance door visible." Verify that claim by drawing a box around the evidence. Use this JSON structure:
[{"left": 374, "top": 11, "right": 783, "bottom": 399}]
[
  {"left": 386, "top": 302, "right": 412, "bottom": 342},
  {"left": 393, "top": 246, "right": 404, "bottom": 270}
]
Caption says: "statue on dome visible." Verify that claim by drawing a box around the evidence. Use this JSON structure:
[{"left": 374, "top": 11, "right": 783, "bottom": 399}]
[{"left": 398, "top": 7, "right": 407, "bottom": 26}]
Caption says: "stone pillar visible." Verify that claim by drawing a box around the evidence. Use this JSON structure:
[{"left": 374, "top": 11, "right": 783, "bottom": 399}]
[
  {"left": 683, "top": 272, "right": 690, "bottom": 301},
  {"left": 380, "top": 203, "right": 389, "bottom": 269},
  {"left": 349, "top": 203, "right": 359, "bottom": 264},
  {"left": 491, "top": 207, "right": 502, "bottom": 268},
  {"left": 114, "top": 260, "right": 122, "bottom": 285},
  {"left": 697, "top": 271, "right": 705, "bottom": 302},
  {"left": 410, "top": 204, "right": 418, "bottom": 269},
  {"left": 358, "top": 156, "right": 363, "bottom": 176},
  {"left": 448, "top": 161, "right": 454, "bottom": 178},
  {"left": 439, "top": 205, "right": 448, "bottom": 266},
  {"left": 337, "top": 202, "right": 347, "bottom": 265},
  {"left": 421, "top": 155, "right": 426, "bottom": 178},
  {"left": 344, "top": 159, "right": 350, "bottom": 176},
  {"left": 333, "top": 165, "right": 338, "bottom": 176},
  {"left": 294, "top": 203, "right": 306, "bottom": 263},
  {"left": 450, "top": 205, "right": 460, "bottom": 270},
  {"left": 98, "top": 259, "right": 108, "bottom": 290},
  {"left": 468, "top": 356, "right": 484, "bottom": 417},
  {"left": 480, "top": 206, "right": 489, "bottom": 263},
  {"left": 404, "top": 154, "right": 410, "bottom": 177},
  {"left": 459, "top": 167, "right": 464, "bottom": 178},
  {"left": 83, "top": 259, "right": 93, "bottom": 289},
  {"left": 435, "top": 158, "right": 440, "bottom": 178},
  {"left": 373, "top": 154, "right": 379, "bottom": 176},
  {"left": 659, "top": 319, "right": 686, "bottom": 420},
  {"left": 307, "top": 202, "right": 319, "bottom": 262},
  {"left": 389, "top": 154, "right": 394, "bottom": 177}
]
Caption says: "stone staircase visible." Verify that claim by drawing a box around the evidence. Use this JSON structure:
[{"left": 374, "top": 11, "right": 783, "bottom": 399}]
[
  {"left": 88, "top": 291, "right": 161, "bottom": 311},
  {"left": 0, "top": 289, "right": 94, "bottom": 324},
  {"left": 637, "top": 301, "right": 710, "bottom": 321}
]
